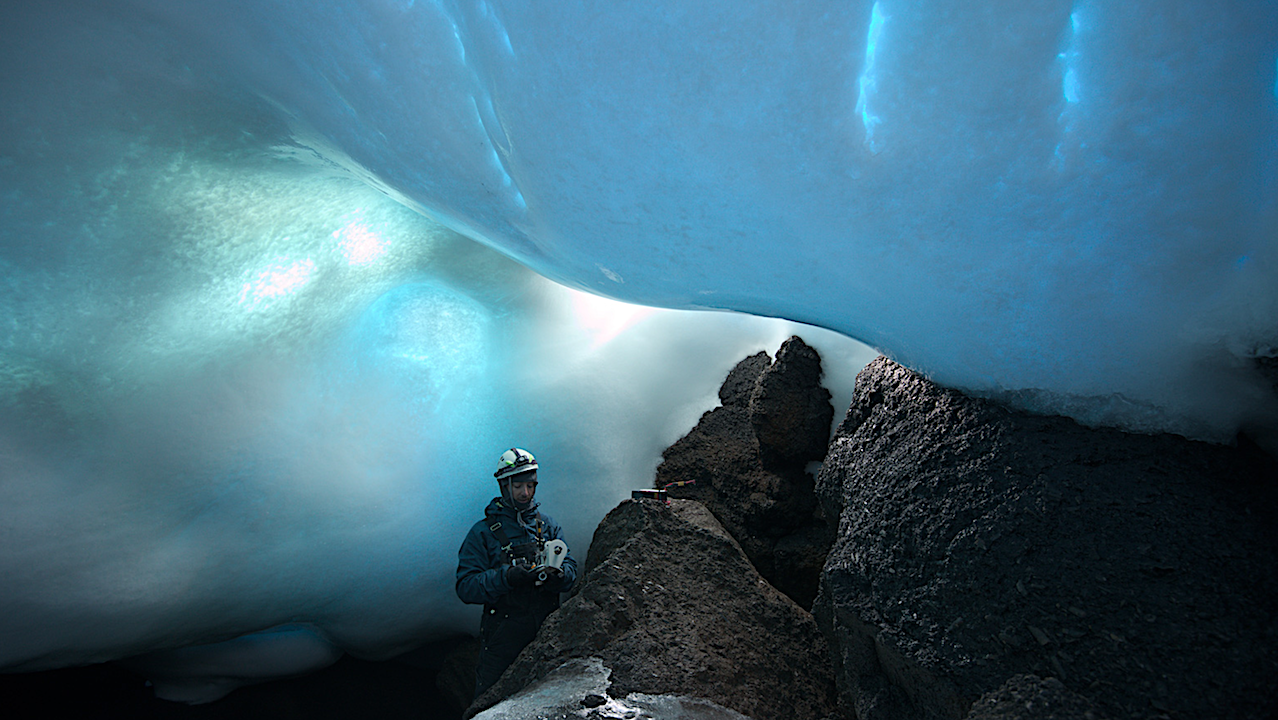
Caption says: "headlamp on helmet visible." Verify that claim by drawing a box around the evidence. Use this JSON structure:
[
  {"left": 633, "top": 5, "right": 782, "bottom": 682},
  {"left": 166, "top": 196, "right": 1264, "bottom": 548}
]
[{"left": 494, "top": 448, "right": 538, "bottom": 480}]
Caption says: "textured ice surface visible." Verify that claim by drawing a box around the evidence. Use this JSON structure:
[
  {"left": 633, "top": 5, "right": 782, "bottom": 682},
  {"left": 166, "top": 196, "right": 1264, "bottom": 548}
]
[
  {"left": 120, "top": 0, "right": 1278, "bottom": 439},
  {"left": 1, "top": 0, "right": 1275, "bottom": 697},
  {"left": 0, "top": 2, "right": 872, "bottom": 692}
]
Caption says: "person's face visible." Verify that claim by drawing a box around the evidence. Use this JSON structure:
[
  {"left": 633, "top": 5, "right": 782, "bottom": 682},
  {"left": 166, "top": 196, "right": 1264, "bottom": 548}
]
[{"left": 510, "top": 478, "right": 537, "bottom": 505}]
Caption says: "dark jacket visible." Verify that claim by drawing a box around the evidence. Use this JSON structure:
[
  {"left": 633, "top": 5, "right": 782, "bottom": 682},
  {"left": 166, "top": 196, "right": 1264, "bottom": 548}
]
[{"left": 455, "top": 497, "right": 579, "bottom": 611}]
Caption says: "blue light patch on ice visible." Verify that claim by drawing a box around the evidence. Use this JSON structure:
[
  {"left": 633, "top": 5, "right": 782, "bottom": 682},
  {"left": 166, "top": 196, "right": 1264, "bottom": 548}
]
[
  {"left": 855, "top": 2, "right": 887, "bottom": 152},
  {"left": 498, "top": 26, "right": 513, "bottom": 56},
  {"left": 481, "top": 1, "right": 514, "bottom": 57},
  {"left": 346, "top": 281, "right": 491, "bottom": 414},
  {"left": 492, "top": 149, "right": 512, "bottom": 186},
  {"left": 1063, "top": 68, "right": 1080, "bottom": 104},
  {"left": 1053, "top": 7, "right": 1086, "bottom": 164},
  {"left": 448, "top": 18, "right": 466, "bottom": 63},
  {"left": 1060, "top": 10, "right": 1083, "bottom": 104}
]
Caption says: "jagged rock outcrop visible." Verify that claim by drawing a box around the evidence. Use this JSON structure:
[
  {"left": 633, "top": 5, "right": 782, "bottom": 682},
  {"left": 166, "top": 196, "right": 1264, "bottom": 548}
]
[
  {"left": 657, "top": 336, "right": 834, "bottom": 607},
  {"left": 813, "top": 356, "right": 1278, "bottom": 720},
  {"left": 749, "top": 336, "right": 835, "bottom": 466},
  {"left": 466, "top": 498, "right": 838, "bottom": 720}
]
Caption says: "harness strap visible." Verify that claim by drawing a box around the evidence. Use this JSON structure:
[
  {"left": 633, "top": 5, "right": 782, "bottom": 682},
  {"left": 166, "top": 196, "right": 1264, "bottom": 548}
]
[
  {"left": 486, "top": 511, "right": 545, "bottom": 563},
  {"left": 487, "top": 517, "right": 516, "bottom": 557}
]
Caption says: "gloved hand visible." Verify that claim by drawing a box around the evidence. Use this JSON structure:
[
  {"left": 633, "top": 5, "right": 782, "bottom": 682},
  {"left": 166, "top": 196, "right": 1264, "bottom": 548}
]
[
  {"left": 506, "top": 564, "right": 535, "bottom": 588},
  {"left": 538, "top": 565, "right": 565, "bottom": 591}
]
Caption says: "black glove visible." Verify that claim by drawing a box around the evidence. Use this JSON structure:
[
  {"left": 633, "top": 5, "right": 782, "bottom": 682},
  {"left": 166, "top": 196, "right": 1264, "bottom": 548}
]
[
  {"left": 538, "top": 565, "right": 565, "bottom": 591},
  {"left": 506, "top": 564, "right": 535, "bottom": 588}
]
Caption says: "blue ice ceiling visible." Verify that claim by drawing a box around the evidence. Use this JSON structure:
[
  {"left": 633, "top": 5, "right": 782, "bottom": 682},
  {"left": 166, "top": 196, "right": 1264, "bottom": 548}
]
[
  {"left": 120, "top": 0, "right": 1278, "bottom": 437},
  {"left": 1, "top": 0, "right": 1275, "bottom": 701}
]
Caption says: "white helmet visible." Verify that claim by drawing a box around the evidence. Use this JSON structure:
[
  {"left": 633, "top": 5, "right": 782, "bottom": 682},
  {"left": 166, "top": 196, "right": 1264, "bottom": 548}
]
[{"left": 494, "top": 448, "right": 538, "bottom": 480}]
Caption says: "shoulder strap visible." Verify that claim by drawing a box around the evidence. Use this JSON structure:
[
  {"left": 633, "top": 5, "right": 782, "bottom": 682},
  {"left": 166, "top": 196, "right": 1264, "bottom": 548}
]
[
  {"left": 486, "top": 512, "right": 518, "bottom": 560},
  {"left": 486, "top": 510, "right": 547, "bottom": 563}
]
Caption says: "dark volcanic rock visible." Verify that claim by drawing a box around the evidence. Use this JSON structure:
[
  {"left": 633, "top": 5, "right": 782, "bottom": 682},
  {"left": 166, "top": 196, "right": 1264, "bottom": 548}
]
[
  {"left": 467, "top": 498, "right": 838, "bottom": 720},
  {"left": 750, "top": 336, "right": 835, "bottom": 465},
  {"left": 720, "top": 350, "right": 772, "bottom": 408},
  {"left": 657, "top": 336, "right": 834, "bottom": 607},
  {"left": 965, "top": 675, "right": 1106, "bottom": 720},
  {"left": 813, "top": 356, "right": 1278, "bottom": 720}
]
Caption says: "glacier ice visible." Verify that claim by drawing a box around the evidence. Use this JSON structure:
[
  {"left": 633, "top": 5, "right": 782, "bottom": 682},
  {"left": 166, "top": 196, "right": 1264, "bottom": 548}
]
[
  {"left": 0, "top": 0, "right": 872, "bottom": 692},
  {"left": 120, "top": 0, "right": 1278, "bottom": 439},
  {"left": 1, "top": 0, "right": 1276, "bottom": 699}
]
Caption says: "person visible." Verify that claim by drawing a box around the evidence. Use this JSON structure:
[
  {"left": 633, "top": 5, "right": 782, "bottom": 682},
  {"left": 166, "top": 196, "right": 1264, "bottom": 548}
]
[{"left": 455, "top": 448, "right": 578, "bottom": 699}]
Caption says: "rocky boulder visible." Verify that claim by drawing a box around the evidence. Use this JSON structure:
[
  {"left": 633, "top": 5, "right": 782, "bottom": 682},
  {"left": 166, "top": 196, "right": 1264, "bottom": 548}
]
[
  {"left": 813, "top": 356, "right": 1278, "bottom": 720},
  {"left": 466, "top": 498, "right": 839, "bottom": 720},
  {"left": 965, "top": 675, "right": 1106, "bottom": 720},
  {"left": 749, "top": 335, "right": 835, "bottom": 466},
  {"left": 657, "top": 336, "right": 834, "bottom": 607}
]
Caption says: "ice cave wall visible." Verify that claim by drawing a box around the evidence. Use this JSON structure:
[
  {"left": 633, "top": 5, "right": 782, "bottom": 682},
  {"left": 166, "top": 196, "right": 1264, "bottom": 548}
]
[
  {"left": 1, "top": 0, "right": 1276, "bottom": 697},
  {"left": 0, "top": 1, "right": 873, "bottom": 687},
  {"left": 128, "top": 0, "right": 1278, "bottom": 439}
]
